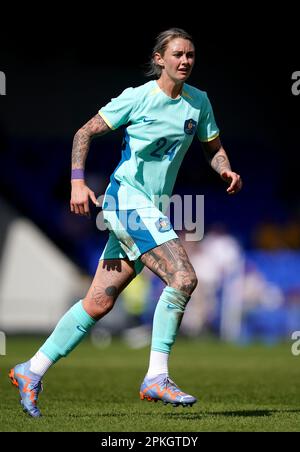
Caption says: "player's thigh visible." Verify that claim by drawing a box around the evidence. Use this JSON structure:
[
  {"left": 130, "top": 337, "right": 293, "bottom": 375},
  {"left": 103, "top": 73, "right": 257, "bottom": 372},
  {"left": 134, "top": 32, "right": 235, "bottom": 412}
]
[
  {"left": 83, "top": 258, "right": 136, "bottom": 318},
  {"left": 140, "top": 238, "right": 197, "bottom": 293},
  {"left": 86, "top": 230, "right": 140, "bottom": 305},
  {"left": 85, "top": 258, "right": 136, "bottom": 303}
]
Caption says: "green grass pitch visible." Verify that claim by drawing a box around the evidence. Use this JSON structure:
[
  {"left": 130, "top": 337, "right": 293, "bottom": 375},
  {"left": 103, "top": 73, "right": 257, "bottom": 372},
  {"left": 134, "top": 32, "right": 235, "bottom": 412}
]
[{"left": 1, "top": 336, "right": 300, "bottom": 432}]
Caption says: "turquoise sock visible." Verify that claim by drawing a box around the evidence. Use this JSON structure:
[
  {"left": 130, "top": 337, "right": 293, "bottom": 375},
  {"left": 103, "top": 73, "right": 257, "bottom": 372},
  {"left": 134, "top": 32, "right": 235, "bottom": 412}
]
[
  {"left": 151, "top": 286, "right": 190, "bottom": 354},
  {"left": 40, "top": 300, "right": 96, "bottom": 362}
]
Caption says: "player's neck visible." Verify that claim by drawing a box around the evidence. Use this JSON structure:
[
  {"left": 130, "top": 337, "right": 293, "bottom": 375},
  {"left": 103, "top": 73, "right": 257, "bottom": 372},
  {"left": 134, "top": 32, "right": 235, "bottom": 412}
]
[{"left": 156, "top": 77, "right": 184, "bottom": 100}]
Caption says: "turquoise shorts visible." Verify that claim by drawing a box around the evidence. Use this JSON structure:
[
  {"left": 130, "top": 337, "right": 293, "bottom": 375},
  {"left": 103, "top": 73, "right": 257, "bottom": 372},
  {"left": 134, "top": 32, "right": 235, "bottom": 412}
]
[{"left": 99, "top": 205, "right": 178, "bottom": 275}]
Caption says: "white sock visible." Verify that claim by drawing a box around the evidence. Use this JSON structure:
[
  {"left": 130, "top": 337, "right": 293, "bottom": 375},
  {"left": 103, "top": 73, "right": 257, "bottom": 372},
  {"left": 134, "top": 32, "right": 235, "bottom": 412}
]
[
  {"left": 146, "top": 350, "right": 169, "bottom": 378},
  {"left": 29, "top": 350, "right": 53, "bottom": 376}
]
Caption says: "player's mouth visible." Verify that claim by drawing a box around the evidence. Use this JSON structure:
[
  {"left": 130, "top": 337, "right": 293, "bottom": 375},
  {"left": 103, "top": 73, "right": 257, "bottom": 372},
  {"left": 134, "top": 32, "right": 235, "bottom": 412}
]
[{"left": 178, "top": 68, "right": 190, "bottom": 75}]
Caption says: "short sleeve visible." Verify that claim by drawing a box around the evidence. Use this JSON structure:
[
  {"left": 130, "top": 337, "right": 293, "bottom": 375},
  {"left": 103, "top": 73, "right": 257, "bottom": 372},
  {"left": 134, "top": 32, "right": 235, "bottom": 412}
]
[
  {"left": 197, "top": 92, "right": 220, "bottom": 142},
  {"left": 98, "top": 87, "right": 136, "bottom": 130}
]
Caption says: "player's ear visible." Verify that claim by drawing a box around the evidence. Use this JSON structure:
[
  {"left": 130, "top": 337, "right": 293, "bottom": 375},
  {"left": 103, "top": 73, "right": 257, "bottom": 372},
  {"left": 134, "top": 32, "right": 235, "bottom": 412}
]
[{"left": 154, "top": 52, "right": 164, "bottom": 68}]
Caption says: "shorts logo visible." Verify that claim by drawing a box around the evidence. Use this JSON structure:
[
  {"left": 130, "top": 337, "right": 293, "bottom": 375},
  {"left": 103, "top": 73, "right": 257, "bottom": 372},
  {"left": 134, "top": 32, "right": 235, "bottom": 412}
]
[
  {"left": 155, "top": 217, "right": 172, "bottom": 232},
  {"left": 184, "top": 118, "right": 197, "bottom": 135}
]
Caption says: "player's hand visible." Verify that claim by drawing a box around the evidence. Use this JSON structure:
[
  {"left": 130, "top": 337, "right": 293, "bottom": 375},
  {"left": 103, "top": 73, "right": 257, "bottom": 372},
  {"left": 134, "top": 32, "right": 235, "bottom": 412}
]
[
  {"left": 221, "top": 170, "right": 243, "bottom": 195},
  {"left": 70, "top": 180, "right": 100, "bottom": 217}
]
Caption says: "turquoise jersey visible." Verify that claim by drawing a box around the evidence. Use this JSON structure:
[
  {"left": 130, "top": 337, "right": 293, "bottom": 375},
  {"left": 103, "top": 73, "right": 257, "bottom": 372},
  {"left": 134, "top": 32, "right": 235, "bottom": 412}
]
[{"left": 99, "top": 80, "right": 219, "bottom": 210}]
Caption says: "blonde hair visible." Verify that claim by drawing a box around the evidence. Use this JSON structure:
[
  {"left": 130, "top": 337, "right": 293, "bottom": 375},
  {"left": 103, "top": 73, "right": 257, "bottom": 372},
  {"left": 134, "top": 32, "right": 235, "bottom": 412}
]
[{"left": 146, "top": 28, "right": 194, "bottom": 78}]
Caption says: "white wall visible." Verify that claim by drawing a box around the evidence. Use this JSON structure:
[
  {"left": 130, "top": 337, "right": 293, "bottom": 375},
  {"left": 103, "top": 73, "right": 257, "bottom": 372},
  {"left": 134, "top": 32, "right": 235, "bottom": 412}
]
[{"left": 0, "top": 218, "right": 90, "bottom": 333}]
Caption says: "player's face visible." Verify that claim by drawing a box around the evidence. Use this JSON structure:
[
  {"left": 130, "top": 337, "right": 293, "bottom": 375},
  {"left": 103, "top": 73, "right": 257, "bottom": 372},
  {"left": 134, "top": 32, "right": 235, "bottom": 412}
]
[{"left": 158, "top": 38, "right": 195, "bottom": 83}]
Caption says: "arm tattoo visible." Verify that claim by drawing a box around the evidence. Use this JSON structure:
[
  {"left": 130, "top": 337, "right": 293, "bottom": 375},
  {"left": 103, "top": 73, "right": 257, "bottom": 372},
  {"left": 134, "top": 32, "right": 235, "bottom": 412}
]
[
  {"left": 211, "top": 151, "right": 231, "bottom": 174},
  {"left": 202, "top": 139, "right": 231, "bottom": 175},
  {"left": 71, "top": 114, "right": 111, "bottom": 169}
]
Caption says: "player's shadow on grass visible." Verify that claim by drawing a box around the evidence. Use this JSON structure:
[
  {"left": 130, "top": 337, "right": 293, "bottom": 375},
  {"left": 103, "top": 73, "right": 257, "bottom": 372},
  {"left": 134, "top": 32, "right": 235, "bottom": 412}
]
[
  {"left": 209, "top": 410, "right": 274, "bottom": 417},
  {"left": 164, "top": 409, "right": 300, "bottom": 419},
  {"left": 209, "top": 409, "right": 300, "bottom": 417}
]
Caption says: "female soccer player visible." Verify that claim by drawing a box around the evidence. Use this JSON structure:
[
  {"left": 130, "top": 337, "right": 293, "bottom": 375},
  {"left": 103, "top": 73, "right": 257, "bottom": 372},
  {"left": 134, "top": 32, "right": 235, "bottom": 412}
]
[{"left": 9, "top": 28, "right": 242, "bottom": 417}]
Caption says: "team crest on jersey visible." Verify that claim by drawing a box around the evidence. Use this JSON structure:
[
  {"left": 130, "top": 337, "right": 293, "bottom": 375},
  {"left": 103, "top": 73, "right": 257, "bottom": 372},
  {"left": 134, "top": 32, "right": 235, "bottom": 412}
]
[
  {"left": 155, "top": 217, "right": 172, "bottom": 232},
  {"left": 184, "top": 118, "right": 197, "bottom": 135}
]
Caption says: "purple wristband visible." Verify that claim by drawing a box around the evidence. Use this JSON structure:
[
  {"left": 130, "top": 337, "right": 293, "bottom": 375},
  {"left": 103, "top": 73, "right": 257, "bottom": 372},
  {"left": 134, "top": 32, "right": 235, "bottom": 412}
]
[{"left": 71, "top": 168, "right": 85, "bottom": 180}]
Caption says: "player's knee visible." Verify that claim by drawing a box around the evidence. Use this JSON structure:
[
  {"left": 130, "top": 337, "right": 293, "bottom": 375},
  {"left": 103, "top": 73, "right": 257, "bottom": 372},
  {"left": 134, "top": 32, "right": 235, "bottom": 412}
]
[
  {"left": 175, "top": 271, "right": 198, "bottom": 296},
  {"left": 97, "top": 296, "right": 115, "bottom": 314},
  {"left": 84, "top": 288, "right": 117, "bottom": 318}
]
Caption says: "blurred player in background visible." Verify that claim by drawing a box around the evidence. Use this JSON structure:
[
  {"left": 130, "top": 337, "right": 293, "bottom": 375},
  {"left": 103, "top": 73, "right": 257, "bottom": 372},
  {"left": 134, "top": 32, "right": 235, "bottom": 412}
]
[{"left": 9, "top": 28, "right": 242, "bottom": 417}]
